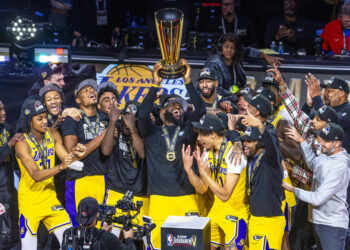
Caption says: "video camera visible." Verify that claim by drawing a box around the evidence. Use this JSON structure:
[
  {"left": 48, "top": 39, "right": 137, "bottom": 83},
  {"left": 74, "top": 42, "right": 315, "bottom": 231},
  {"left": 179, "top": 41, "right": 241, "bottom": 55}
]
[
  {"left": 62, "top": 191, "right": 156, "bottom": 250},
  {"left": 98, "top": 191, "right": 156, "bottom": 244}
]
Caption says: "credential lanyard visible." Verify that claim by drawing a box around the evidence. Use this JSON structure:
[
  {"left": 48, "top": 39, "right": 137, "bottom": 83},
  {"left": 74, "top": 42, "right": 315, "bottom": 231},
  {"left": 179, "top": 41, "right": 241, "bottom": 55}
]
[
  {"left": 213, "top": 138, "right": 228, "bottom": 180},
  {"left": 28, "top": 132, "right": 48, "bottom": 169},
  {"left": 221, "top": 16, "right": 237, "bottom": 35},
  {"left": 123, "top": 134, "right": 138, "bottom": 168},
  {"left": 161, "top": 125, "right": 180, "bottom": 153},
  {"left": 1, "top": 128, "right": 8, "bottom": 145},
  {"left": 82, "top": 111, "right": 100, "bottom": 137},
  {"left": 247, "top": 150, "right": 265, "bottom": 193},
  {"left": 96, "top": 0, "right": 106, "bottom": 11}
]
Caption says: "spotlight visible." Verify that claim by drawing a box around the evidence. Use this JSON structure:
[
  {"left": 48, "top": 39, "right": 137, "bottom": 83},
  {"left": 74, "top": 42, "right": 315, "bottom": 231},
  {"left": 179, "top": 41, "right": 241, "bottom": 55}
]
[{"left": 10, "top": 16, "right": 38, "bottom": 41}]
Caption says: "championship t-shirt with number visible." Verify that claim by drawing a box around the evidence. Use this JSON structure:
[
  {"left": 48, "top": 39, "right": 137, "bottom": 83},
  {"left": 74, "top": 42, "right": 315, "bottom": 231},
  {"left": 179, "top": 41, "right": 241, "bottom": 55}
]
[{"left": 60, "top": 109, "right": 108, "bottom": 180}]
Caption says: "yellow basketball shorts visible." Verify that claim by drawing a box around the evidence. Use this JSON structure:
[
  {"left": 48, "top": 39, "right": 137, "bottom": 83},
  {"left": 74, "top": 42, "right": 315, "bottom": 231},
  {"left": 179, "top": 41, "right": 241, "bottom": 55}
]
[
  {"left": 283, "top": 176, "right": 296, "bottom": 232},
  {"left": 248, "top": 215, "right": 285, "bottom": 250},
  {"left": 208, "top": 207, "right": 247, "bottom": 249},
  {"left": 148, "top": 194, "right": 199, "bottom": 250},
  {"left": 19, "top": 208, "right": 71, "bottom": 238},
  {"left": 103, "top": 189, "right": 149, "bottom": 230},
  {"left": 65, "top": 175, "right": 106, "bottom": 227}
]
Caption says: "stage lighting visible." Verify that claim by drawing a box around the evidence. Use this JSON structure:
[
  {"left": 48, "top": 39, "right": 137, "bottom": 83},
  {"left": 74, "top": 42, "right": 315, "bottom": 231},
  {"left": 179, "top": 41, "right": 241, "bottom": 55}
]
[{"left": 10, "top": 16, "right": 38, "bottom": 41}]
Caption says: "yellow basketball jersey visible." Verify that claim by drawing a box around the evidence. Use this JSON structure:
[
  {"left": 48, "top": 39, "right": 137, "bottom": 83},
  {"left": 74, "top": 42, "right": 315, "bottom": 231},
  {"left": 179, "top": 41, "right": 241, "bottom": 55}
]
[
  {"left": 207, "top": 140, "right": 249, "bottom": 217},
  {"left": 17, "top": 130, "right": 59, "bottom": 214}
]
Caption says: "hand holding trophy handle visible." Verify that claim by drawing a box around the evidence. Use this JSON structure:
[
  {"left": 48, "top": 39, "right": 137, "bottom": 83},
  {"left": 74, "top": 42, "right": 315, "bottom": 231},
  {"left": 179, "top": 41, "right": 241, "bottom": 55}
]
[
  {"left": 181, "top": 59, "right": 191, "bottom": 83},
  {"left": 152, "top": 61, "right": 163, "bottom": 86}
]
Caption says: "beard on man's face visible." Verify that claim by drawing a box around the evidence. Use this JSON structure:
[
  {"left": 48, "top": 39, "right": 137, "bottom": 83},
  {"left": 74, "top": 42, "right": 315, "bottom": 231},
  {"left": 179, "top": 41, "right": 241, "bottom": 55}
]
[
  {"left": 164, "top": 110, "right": 184, "bottom": 126},
  {"left": 200, "top": 86, "right": 216, "bottom": 99}
]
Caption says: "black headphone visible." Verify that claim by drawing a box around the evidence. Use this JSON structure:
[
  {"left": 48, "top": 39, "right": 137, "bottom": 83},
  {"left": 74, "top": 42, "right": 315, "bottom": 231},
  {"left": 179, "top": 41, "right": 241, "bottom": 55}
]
[{"left": 215, "top": 33, "right": 237, "bottom": 54}]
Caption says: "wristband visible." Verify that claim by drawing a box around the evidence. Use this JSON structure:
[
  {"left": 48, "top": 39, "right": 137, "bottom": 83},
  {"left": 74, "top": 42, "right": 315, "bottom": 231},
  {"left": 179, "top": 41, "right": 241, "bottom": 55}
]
[
  {"left": 185, "top": 81, "right": 191, "bottom": 85},
  {"left": 151, "top": 84, "right": 160, "bottom": 88},
  {"left": 130, "top": 129, "right": 138, "bottom": 134}
]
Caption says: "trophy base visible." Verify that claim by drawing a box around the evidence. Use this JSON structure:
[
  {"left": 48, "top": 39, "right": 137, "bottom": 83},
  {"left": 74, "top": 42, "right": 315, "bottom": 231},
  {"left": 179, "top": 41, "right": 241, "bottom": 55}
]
[{"left": 158, "top": 63, "right": 186, "bottom": 79}]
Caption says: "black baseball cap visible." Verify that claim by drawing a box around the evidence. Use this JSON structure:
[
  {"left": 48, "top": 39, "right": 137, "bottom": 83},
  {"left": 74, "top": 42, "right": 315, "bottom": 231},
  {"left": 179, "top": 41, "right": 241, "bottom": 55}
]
[
  {"left": 74, "top": 79, "right": 98, "bottom": 97},
  {"left": 162, "top": 96, "right": 188, "bottom": 112},
  {"left": 198, "top": 67, "right": 218, "bottom": 81},
  {"left": 321, "top": 77, "right": 349, "bottom": 94},
  {"left": 76, "top": 197, "right": 99, "bottom": 225},
  {"left": 39, "top": 63, "right": 63, "bottom": 81},
  {"left": 256, "top": 87, "right": 276, "bottom": 104},
  {"left": 246, "top": 94, "right": 273, "bottom": 117},
  {"left": 192, "top": 114, "right": 225, "bottom": 133},
  {"left": 312, "top": 105, "right": 339, "bottom": 123},
  {"left": 240, "top": 126, "right": 262, "bottom": 141},
  {"left": 314, "top": 122, "right": 344, "bottom": 141},
  {"left": 39, "top": 84, "right": 63, "bottom": 98},
  {"left": 237, "top": 87, "right": 256, "bottom": 100},
  {"left": 123, "top": 100, "right": 141, "bottom": 115},
  {"left": 24, "top": 100, "right": 47, "bottom": 117}
]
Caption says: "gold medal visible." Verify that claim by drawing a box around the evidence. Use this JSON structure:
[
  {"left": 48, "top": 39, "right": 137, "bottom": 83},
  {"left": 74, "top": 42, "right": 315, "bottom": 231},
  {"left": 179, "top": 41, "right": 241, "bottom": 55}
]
[
  {"left": 247, "top": 188, "right": 251, "bottom": 196},
  {"left": 166, "top": 151, "right": 176, "bottom": 161},
  {"left": 132, "top": 161, "right": 138, "bottom": 168}
]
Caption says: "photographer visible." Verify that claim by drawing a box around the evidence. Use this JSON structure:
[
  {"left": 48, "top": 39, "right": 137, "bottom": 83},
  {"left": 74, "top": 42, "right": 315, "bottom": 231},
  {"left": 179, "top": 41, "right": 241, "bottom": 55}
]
[{"left": 63, "top": 197, "right": 136, "bottom": 250}]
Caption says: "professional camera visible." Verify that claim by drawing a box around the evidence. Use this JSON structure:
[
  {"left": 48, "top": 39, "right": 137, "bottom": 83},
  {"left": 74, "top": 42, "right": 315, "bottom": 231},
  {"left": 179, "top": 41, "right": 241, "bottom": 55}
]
[{"left": 62, "top": 191, "right": 156, "bottom": 250}]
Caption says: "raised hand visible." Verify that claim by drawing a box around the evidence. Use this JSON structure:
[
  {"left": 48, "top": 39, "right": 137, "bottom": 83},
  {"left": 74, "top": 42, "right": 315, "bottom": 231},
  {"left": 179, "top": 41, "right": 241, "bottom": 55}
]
[
  {"left": 227, "top": 114, "right": 238, "bottom": 130},
  {"left": 285, "top": 125, "right": 304, "bottom": 143},
  {"left": 108, "top": 104, "right": 121, "bottom": 123},
  {"left": 152, "top": 62, "right": 163, "bottom": 86},
  {"left": 305, "top": 73, "right": 321, "bottom": 98},
  {"left": 122, "top": 106, "right": 137, "bottom": 131},
  {"left": 181, "top": 58, "right": 191, "bottom": 83},
  {"left": 266, "top": 63, "right": 286, "bottom": 92},
  {"left": 241, "top": 111, "right": 263, "bottom": 130},
  {"left": 220, "top": 101, "right": 233, "bottom": 113},
  {"left": 182, "top": 144, "right": 194, "bottom": 172},
  {"left": 194, "top": 147, "right": 210, "bottom": 176}
]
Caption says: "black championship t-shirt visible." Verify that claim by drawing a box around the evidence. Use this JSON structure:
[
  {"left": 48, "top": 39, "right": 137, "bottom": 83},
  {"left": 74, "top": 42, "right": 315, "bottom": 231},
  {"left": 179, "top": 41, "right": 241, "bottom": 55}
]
[
  {"left": 106, "top": 129, "right": 147, "bottom": 196},
  {"left": 60, "top": 109, "right": 108, "bottom": 180},
  {"left": 144, "top": 124, "right": 196, "bottom": 196}
]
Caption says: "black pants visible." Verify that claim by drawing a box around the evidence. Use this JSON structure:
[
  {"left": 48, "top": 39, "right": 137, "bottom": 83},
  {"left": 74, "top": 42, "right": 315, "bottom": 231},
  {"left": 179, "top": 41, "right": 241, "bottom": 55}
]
[{"left": 0, "top": 189, "right": 20, "bottom": 249}]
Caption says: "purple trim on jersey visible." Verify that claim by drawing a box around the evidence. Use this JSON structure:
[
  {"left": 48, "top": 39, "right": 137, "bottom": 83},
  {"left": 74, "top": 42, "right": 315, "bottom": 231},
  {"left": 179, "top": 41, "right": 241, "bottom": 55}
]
[{"left": 65, "top": 179, "right": 78, "bottom": 227}]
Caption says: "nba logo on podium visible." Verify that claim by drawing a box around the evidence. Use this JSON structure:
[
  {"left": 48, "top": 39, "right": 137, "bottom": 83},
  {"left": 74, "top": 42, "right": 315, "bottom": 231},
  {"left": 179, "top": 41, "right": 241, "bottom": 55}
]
[{"left": 167, "top": 234, "right": 174, "bottom": 246}]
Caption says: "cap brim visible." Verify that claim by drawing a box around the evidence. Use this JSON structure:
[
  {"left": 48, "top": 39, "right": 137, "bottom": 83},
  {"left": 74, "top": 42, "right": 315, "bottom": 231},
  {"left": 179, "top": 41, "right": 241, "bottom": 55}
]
[
  {"left": 164, "top": 98, "right": 188, "bottom": 112},
  {"left": 313, "top": 130, "right": 327, "bottom": 140},
  {"left": 192, "top": 121, "right": 209, "bottom": 131},
  {"left": 320, "top": 83, "right": 330, "bottom": 88},
  {"left": 240, "top": 135, "right": 258, "bottom": 141},
  {"left": 198, "top": 76, "right": 216, "bottom": 81}
]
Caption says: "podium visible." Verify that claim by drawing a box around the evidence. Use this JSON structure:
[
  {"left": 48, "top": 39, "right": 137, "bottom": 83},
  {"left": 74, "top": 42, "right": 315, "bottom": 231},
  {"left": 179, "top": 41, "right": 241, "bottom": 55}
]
[{"left": 161, "top": 216, "right": 211, "bottom": 250}]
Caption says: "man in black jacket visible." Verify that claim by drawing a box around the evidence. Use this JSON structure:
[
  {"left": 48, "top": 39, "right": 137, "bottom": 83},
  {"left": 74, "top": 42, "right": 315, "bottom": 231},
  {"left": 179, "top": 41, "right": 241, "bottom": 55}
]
[
  {"left": 138, "top": 59, "right": 206, "bottom": 250},
  {"left": 0, "top": 100, "right": 22, "bottom": 249}
]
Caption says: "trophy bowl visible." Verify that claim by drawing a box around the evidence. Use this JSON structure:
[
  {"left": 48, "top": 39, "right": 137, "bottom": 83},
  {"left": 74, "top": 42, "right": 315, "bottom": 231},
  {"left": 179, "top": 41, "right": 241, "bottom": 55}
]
[{"left": 155, "top": 8, "right": 186, "bottom": 79}]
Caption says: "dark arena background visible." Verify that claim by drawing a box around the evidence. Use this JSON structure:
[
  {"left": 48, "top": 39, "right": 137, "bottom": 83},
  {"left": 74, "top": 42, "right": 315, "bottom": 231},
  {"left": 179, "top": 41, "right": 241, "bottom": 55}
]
[{"left": 1, "top": 0, "right": 350, "bottom": 250}]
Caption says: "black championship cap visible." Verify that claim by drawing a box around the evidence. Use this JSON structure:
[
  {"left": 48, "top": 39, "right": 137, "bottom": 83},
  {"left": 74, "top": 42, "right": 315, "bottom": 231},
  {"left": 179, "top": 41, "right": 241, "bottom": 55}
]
[
  {"left": 162, "top": 96, "right": 188, "bottom": 112},
  {"left": 39, "top": 83, "right": 63, "bottom": 98},
  {"left": 240, "top": 126, "right": 262, "bottom": 141},
  {"left": 74, "top": 79, "right": 98, "bottom": 97},
  {"left": 314, "top": 122, "right": 344, "bottom": 141},
  {"left": 198, "top": 67, "right": 218, "bottom": 81},
  {"left": 312, "top": 105, "right": 339, "bottom": 123},
  {"left": 192, "top": 114, "right": 225, "bottom": 133},
  {"left": 123, "top": 100, "right": 141, "bottom": 115},
  {"left": 97, "top": 81, "right": 117, "bottom": 93},
  {"left": 24, "top": 100, "right": 47, "bottom": 117},
  {"left": 247, "top": 94, "right": 272, "bottom": 117},
  {"left": 256, "top": 87, "right": 276, "bottom": 104},
  {"left": 321, "top": 77, "right": 349, "bottom": 94},
  {"left": 39, "top": 63, "right": 63, "bottom": 81},
  {"left": 76, "top": 197, "right": 99, "bottom": 225}
]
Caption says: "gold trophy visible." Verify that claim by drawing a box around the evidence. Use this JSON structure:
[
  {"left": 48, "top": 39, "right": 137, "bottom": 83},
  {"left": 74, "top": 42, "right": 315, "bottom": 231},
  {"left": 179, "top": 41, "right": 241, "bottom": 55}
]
[{"left": 155, "top": 8, "right": 185, "bottom": 79}]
